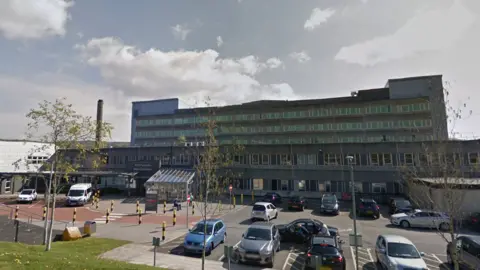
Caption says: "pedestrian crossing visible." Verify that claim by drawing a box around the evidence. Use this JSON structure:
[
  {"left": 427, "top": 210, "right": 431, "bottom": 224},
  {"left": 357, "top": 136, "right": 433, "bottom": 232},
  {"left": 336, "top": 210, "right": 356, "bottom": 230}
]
[{"left": 93, "top": 213, "right": 128, "bottom": 224}]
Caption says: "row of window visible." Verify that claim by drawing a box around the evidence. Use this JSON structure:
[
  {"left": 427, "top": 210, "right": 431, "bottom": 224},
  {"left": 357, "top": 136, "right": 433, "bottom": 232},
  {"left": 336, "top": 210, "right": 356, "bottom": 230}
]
[
  {"left": 136, "top": 134, "right": 434, "bottom": 147},
  {"left": 135, "top": 119, "right": 433, "bottom": 138},
  {"left": 105, "top": 152, "right": 480, "bottom": 167},
  {"left": 136, "top": 102, "right": 431, "bottom": 127}
]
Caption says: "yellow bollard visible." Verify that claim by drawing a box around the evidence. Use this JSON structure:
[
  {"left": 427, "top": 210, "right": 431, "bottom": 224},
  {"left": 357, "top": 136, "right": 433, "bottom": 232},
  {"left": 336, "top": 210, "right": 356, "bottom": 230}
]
[
  {"left": 106, "top": 209, "right": 110, "bottom": 224},
  {"left": 138, "top": 209, "right": 142, "bottom": 225},
  {"left": 136, "top": 200, "right": 139, "bottom": 213},
  {"left": 14, "top": 206, "right": 18, "bottom": 220},
  {"left": 72, "top": 208, "right": 77, "bottom": 225},
  {"left": 95, "top": 198, "right": 99, "bottom": 210},
  {"left": 241, "top": 194, "right": 244, "bottom": 205},
  {"left": 42, "top": 206, "right": 47, "bottom": 221},
  {"left": 162, "top": 221, "right": 166, "bottom": 241},
  {"left": 163, "top": 201, "right": 166, "bottom": 214},
  {"left": 91, "top": 196, "right": 95, "bottom": 206},
  {"left": 233, "top": 197, "right": 236, "bottom": 208},
  {"left": 173, "top": 209, "right": 176, "bottom": 226},
  {"left": 192, "top": 203, "right": 195, "bottom": 215},
  {"left": 110, "top": 200, "right": 114, "bottom": 213}
]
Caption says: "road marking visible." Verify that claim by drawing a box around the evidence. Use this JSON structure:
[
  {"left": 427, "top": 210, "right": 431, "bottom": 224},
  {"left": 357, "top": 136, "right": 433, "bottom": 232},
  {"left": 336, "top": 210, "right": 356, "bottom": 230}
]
[
  {"left": 282, "top": 247, "right": 295, "bottom": 270},
  {"left": 218, "top": 240, "right": 241, "bottom": 261},
  {"left": 350, "top": 247, "right": 357, "bottom": 270},
  {"left": 28, "top": 200, "right": 41, "bottom": 208},
  {"left": 366, "top": 248, "right": 377, "bottom": 270},
  {"left": 431, "top": 254, "right": 443, "bottom": 263}
]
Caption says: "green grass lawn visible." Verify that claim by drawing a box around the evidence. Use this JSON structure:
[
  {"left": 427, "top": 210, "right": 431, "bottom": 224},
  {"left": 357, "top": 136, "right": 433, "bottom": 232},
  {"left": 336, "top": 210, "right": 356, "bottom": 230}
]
[{"left": 0, "top": 238, "right": 164, "bottom": 269}]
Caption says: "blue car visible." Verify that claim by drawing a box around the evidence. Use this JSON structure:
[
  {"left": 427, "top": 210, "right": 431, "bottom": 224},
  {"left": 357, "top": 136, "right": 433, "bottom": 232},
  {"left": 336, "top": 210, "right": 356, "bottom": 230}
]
[{"left": 184, "top": 219, "right": 226, "bottom": 255}]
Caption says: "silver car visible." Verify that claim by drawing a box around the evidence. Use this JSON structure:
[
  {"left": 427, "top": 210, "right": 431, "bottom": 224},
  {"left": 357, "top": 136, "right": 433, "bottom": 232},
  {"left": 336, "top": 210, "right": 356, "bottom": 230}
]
[
  {"left": 236, "top": 222, "right": 281, "bottom": 267},
  {"left": 390, "top": 209, "right": 450, "bottom": 230}
]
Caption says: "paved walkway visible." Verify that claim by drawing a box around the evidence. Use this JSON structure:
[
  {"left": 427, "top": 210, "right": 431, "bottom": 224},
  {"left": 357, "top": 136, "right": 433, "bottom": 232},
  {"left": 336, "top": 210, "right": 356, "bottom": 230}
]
[{"left": 101, "top": 243, "right": 274, "bottom": 270}]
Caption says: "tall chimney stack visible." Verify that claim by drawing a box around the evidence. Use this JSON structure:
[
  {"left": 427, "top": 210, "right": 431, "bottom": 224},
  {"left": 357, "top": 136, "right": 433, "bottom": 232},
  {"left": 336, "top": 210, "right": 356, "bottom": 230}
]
[{"left": 95, "top": 99, "right": 104, "bottom": 148}]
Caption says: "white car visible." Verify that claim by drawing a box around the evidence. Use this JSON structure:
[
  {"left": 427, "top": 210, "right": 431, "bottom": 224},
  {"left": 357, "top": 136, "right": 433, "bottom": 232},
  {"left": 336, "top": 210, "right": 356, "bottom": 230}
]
[
  {"left": 390, "top": 209, "right": 450, "bottom": 230},
  {"left": 375, "top": 234, "right": 428, "bottom": 270},
  {"left": 251, "top": 202, "right": 278, "bottom": 222},
  {"left": 17, "top": 189, "right": 37, "bottom": 203}
]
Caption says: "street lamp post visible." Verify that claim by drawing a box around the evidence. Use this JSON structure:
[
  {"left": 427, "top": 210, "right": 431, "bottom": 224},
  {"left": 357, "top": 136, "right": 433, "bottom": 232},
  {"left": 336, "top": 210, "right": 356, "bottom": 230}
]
[{"left": 346, "top": 155, "right": 359, "bottom": 270}]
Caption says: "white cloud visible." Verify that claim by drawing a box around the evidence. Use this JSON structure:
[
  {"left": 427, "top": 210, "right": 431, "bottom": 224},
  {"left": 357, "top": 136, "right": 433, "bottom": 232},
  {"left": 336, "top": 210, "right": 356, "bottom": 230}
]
[
  {"left": 304, "top": 8, "right": 336, "bottom": 31},
  {"left": 76, "top": 32, "right": 84, "bottom": 39},
  {"left": 216, "top": 36, "right": 223, "bottom": 47},
  {"left": 171, "top": 24, "right": 191, "bottom": 41},
  {"left": 335, "top": 0, "right": 476, "bottom": 66},
  {"left": 0, "top": 0, "right": 73, "bottom": 40},
  {"left": 0, "top": 73, "right": 131, "bottom": 141},
  {"left": 289, "top": 51, "right": 311, "bottom": 63},
  {"left": 75, "top": 37, "right": 297, "bottom": 108}
]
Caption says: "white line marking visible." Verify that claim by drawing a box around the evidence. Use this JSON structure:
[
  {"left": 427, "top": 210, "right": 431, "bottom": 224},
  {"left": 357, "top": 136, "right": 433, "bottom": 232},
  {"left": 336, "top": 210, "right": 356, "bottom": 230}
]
[
  {"left": 218, "top": 240, "right": 241, "bottom": 261},
  {"left": 28, "top": 200, "right": 41, "bottom": 208},
  {"left": 426, "top": 263, "right": 441, "bottom": 269},
  {"left": 366, "top": 248, "right": 377, "bottom": 270},
  {"left": 351, "top": 247, "right": 357, "bottom": 270},
  {"left": 282, "top": 247, "right": 294, "bottom": 270},
  {"left": 431, "top": 254, "right": 443, "bottom": 263}
]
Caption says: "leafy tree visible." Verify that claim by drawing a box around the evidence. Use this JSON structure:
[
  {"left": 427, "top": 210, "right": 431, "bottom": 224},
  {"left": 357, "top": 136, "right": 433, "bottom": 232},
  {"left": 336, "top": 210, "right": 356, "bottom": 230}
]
[
  {"left": 400, "top": 85, "right": 474, "bottom": 270},
  {"left": 24, "top": 98, "right": 112, "bottom": 251}
]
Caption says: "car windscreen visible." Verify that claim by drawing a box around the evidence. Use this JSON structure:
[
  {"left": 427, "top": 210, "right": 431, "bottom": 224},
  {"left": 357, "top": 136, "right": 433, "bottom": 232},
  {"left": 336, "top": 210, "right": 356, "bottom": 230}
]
[
  {"left": 20, "top": 190, "right": 33, "bottom": 195},
  {"left": 253, "top": 205, "right": 266, "bottom": 211},
  {"left": 396, "top": 200, "right": 411, "bottom": 208},
  {"left": 68, "top": 190, "right": 84, "bottom": 197},
  {"left": 387, "top": 243, "right": 421, "bottom": 258},
  {"left": 322, "top": 198, "right": 336, "bottom": 204},
  {"left": 190, "top": 223, "right": 214, "bottom": 235},
  {"left": 362, "top": 201, "right": 376, "bottom": 206},
  {"left": 310, "top": 245, "right": 338, "bottom": 255},
  {"left": 290, "top": 196, "right": 300, "bottom": 201},
  {"left": 244, "top": 228, "right": 271, "bottom": 240}
]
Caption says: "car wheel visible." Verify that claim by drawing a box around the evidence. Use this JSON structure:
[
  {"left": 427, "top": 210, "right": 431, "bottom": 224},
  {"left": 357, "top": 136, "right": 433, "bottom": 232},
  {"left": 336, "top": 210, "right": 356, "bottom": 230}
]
[
  {"left": 400, "top": 220, "right": 410, "bottom": 228},
  {"left": 207, "top": 242, "right": 214, "bottom": 255},
  {"left": 267, "top": 252, "right": 275, "bottom": 268},
  {"left": 439, "top": 222, "right": 449, "bottom": 231},
  {"left": 274, "top": 212, "right": 278, "bottom": 219},
  {"left": 221, "top": 233, "right": 226, "bottom": 243}
]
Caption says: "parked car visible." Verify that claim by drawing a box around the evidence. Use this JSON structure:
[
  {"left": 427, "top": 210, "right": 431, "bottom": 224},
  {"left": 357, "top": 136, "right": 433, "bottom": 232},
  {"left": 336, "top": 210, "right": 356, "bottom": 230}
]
[
  {"left": 466, "top": 212, "right": 480, "bottom": 232},
  {"left": 278, "top": 218, "right": 334, "bottom": 244},
  {"left": 390, "top": 209, "right": 450, "bottom": 230},
  {"left": 17, "top": 189, "right": 37, "bottom": 203},
  {"left": 446, "top": 235, "right": 480, "bottom": 269},
  {"left": 356, "top": 198, "right": 380, "bottom": 219},
  {"left": 287, "top": 195, "right": 307, "bottom": 211},
  {"left": 66, "top": 183, "right": 93, "bottom": 206},
  {"left": 375, "top": 235, "right": 428, "bottom": 270},
  {"left": 236, "top": 221, "right": 280, "bottom": 267},
  {"left": 320, "top": 194, "right": 339, "bottom": 215},
  {"left": 261, "top": 192, "right": 282, "bottom": 206},
  {"left": 183, "top": 219, "right": 226, "bottom": 255},
  {"left": 305, "top": 235, "right": 346, "bottom": 270},
  {"left": 389, "top": 197, "right": 413, "bottom": 214},
  {"left": 251, "top": 202, "right": 278, "bottom": 222}
]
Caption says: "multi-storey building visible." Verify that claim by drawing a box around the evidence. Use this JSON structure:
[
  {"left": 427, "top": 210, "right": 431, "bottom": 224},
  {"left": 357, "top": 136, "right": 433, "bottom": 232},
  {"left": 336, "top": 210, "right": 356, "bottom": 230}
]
[{"left": 131, "top": 75, "right": 447, "bottom": 147}]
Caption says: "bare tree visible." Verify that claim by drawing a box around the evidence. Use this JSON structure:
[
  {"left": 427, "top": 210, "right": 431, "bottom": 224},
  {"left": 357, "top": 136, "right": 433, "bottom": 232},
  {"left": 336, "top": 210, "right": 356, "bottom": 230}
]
[
  {"left": 23, "top": 98, "right": 112, "bottom": 251},
  {"left": 400, "top": 85, "right": 474, "bottom": 270}
]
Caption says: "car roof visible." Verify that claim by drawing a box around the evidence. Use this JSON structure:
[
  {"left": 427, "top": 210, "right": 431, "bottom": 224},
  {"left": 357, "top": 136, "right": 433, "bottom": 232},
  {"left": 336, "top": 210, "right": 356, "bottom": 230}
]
[
  {"left": 254, "top": 202, "right": 272, "bottom": 206},
  {"left": 21, "top": 189, "right": 35, "bottom": 191},
  {"left": 381, "top": 235, "right": 414, "bottom": 245},
  {"left": 197, "top": 218, "right": 223, "bottom": 225},
  {"left": 70, "top": 183, "right": 91, "bottom": 189},
  {"left": 459, "top": 235, "right": 480, "bottom": 244},
  {"left": 360, "top": 198, "right": 376, "bottom": 202},
  {"left": 249, "top": 222, "right": 273, "bottom": 229}
]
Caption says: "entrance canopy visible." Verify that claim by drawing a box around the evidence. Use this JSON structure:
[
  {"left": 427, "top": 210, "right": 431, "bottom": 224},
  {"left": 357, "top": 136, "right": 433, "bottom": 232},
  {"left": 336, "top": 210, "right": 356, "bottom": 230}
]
[{"left": 144, "top": 169, "right": 195, "bottom": 189}]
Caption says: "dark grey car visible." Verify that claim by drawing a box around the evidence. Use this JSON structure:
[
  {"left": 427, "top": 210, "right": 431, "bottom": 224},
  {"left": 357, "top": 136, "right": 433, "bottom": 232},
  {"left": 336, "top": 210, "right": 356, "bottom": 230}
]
[
  {"left": 320, "top": 194, "right": 339, "bottom": 215},
  {"left": 236, "top": 222, "right": 281, "bottom": 267}
]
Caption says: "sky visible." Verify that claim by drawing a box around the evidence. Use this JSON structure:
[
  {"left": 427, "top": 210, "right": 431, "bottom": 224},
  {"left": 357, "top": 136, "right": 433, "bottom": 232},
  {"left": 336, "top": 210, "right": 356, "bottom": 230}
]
[{"left": 0, "top": 0, "right": 479, "bottom": 141}]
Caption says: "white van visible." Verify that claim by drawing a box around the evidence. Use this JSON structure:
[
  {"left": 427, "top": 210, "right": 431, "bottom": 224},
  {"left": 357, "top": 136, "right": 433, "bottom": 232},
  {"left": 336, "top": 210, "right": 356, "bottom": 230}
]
[{"left": 66, "top": 183, "right": 92, "bottom": 206}]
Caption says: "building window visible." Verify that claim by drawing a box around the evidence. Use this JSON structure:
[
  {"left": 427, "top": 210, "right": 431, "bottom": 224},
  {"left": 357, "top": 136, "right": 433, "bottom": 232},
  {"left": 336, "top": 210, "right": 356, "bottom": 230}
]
[
  {"left": 469, "top": 153, "right": 479, "bottom": 164},
  {"left": 281, "top": 180, "right": 289, "bottom": 191},
  {"left": 345, "top": 153, "right": 361, "bottom": 165},
  {"left": 307, "top": 154, "right": 316, "bottom": 165},
  {"left": 372, "top": 183, "right": 387, "bottom": 193},
  {"left": 370, "top": 153, "right": 393, "bottom": 166},
  {"left": 234, "top": 155, "right": 245, "bottom": 165},
  {"left": 306, "top": 180, "right": 318, "bottom": 191},
  {"left": 298, "top": 180, "right": 306, "bottom": 191},
  {"left": 271, "top": 179, "right": 278, "bottom": 190},
  {"left": 401, "top": 153, "right": 414, "bottom": 165},
  {"left": 280, "top": 154, "right": 291, "bottom": 165},
  {"left": 251, "top": 154, "right": 259, "bottom": 165},
  {"left": 325, "top": 153, "right": 342, "bottom": 165},
  {"left": 325, "top": 181, "right": 331, "bottom": 192},
  {"left": 253, "top": 178, "right": 263, "bottom": 190},
  {"left": 260, "top": 154, "right": 269, "bottom": 165},
  {"left": 297, "top": 154, "right": 306, "bottom": 165}
]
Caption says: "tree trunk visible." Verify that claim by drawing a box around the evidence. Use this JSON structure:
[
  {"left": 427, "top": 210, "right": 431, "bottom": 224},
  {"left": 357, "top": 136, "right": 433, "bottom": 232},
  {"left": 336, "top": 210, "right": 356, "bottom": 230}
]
[
  {"left": 43, "top": 170, "right": 54, "bottom": 246},
  {"left": 45, "top": 178, "right": 57, "bottom": 251}
]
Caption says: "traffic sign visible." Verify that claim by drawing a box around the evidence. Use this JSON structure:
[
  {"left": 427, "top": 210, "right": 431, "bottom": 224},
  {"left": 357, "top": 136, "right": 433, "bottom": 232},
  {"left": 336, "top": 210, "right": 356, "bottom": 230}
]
[
  {"left": 229, "top": 184, "right": 233, "bottom": 192},
  {"left": 187, "top": 194, "right": 191, "bottom": 202}
]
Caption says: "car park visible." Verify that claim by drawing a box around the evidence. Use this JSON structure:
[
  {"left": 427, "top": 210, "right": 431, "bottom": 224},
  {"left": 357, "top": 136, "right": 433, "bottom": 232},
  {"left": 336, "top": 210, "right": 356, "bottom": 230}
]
[
  {"left": 446, "top": 235, "right": 480, "bottom": 269},
  {"left": 261, "top": 192, "right": 282, "bottom": 206},
  {"left": 390, "top": 209, "right": 450, "bottom": 230},
  {"left": 183, "top": 219, "right": 226, "bottom": 255},
  {"left": 251, "top": 202, "right": 278, "bottom": 222},
  {"left": 389, "top": 197, "right": 413, "bottom": 214},
  {"left": 375, "top": 234, "right": 428, "bottom": 270},
  {"left": 236, "top": 221, "right": 280, "bottom": 267},
  {"left": 287, "top": 195, "right": 307, "bottom": 211},
  {"left": 356, "top": 198, "right": 380, "bottom": 219},
  {"left": 320, "top": 194, "right": 339, "bottom": 215},
  {"left": 16, "top": 189, "right": 37, "bottom": 203},
  {"left": 305, "top": 235, "right": 346, "bottom": 270}
]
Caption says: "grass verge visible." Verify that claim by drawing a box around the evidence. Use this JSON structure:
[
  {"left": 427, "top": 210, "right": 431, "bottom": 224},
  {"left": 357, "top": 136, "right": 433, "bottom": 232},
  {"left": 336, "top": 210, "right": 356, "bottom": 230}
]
[{"left": 0, "top": 238, "right": 164, "bottom": 269}]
